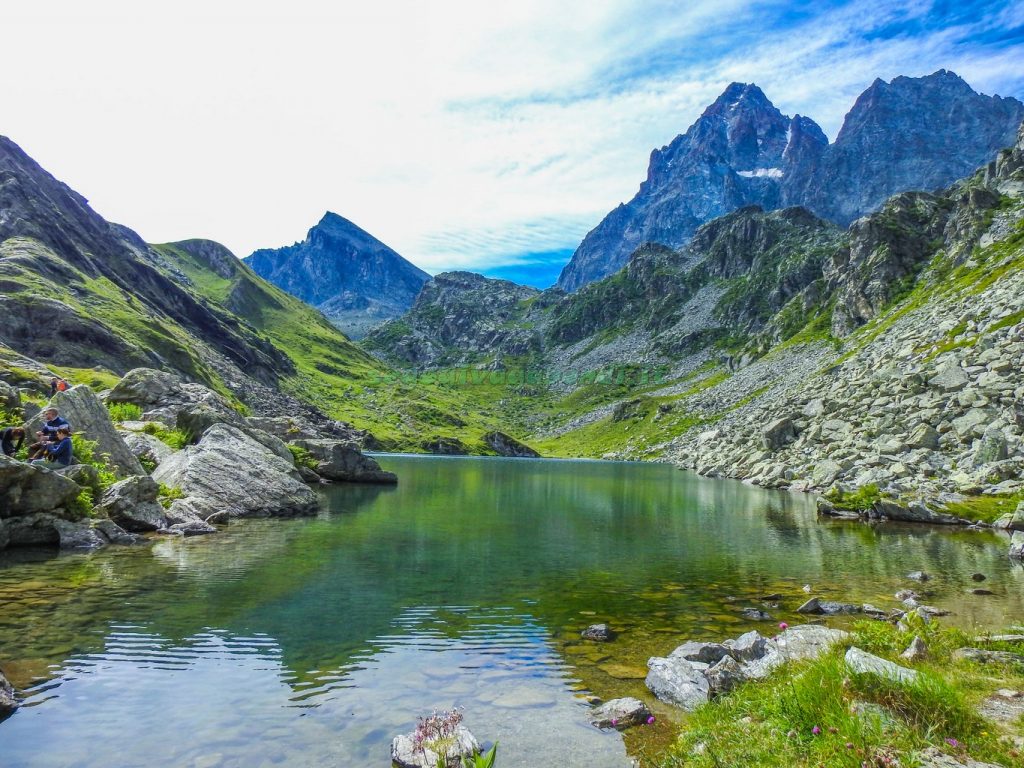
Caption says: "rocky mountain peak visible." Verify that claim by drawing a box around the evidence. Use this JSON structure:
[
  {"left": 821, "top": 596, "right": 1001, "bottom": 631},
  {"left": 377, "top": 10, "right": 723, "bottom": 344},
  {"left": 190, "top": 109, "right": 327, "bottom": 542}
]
[
  {"left": 245, "top": 213, "right": 429, "bottom": 339},
  {"left": 558, "top": 71, "right": 1024, "bottom": 292}
]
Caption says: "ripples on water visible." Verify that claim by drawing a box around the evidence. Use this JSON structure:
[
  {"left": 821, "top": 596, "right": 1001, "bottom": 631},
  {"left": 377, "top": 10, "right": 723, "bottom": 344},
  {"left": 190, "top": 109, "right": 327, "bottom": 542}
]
[{"left": 0, "top": 456, "right": 1021, "bottom": 767}]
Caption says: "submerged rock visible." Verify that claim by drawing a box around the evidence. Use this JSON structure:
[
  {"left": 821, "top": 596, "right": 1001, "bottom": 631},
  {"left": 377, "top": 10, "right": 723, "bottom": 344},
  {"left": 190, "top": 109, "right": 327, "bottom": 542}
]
[
  {"left": 581, "top": 623, "right": 614, "bottom": 641},
  {"left": 588, "top": 697, "right": 651, "bottom": 729}
]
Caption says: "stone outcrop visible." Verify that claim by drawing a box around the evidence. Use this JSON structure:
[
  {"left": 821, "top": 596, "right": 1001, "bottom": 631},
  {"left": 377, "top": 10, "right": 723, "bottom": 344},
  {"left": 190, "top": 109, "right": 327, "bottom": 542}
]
[
  {"left": 152, "top": 424, "right": 318, "bottom": 518},
  {"left": 290, "top": 439, "right": 397, "bottom": 483},
  {"left": 0, "top": 454, "right": 81, "bottom": 516},
  {"left": 28, "top": 385, "right": 144, "bottom": 477},
  {"left": 646, "top": 625, "right": 849, "bottom": 710},
  {"left": 845, "top": 647, "right": 919, "bottom": 683},
  {"left": 94, "top": 475, "right": 168, "bottom": 532},
  {"left": 483, "top": 431, "right": 541, "bottom": 458}
]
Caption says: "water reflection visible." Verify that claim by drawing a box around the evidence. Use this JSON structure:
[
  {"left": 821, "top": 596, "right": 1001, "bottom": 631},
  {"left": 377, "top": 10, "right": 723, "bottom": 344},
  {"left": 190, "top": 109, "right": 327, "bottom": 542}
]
[{"left": 0, "top": 456, "right": 1021, "bottom": 767}]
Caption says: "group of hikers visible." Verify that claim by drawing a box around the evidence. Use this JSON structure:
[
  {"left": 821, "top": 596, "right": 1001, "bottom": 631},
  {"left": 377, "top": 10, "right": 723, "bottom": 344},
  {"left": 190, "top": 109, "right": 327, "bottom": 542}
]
[{"left": 1, "top": 407, "right": 74, "bottom": 468}]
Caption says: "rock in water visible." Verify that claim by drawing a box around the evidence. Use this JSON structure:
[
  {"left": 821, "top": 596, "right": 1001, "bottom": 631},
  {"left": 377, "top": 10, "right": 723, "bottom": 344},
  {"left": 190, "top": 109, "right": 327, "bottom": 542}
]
[
  {"left": 581, "top": 623, "right": 614, "bottom": 641},
  {"left": 483, "top": 431, "right": 541, "bottom": 458},
  {"left": 1010, "top": 531, "right": 1024, "bottom": 560},
  {"left": 589, "top": 697, "right": 651, "bottom": 729},
  {"left": 290, "top": 439, "right": 397, "bottom": 483},
  {"left": 645, "top": 656, "right": 710, "bottom": 710},
  {"left": 27, "top": 385, "right": 144, "bottom": 477},
  {"left": 391, "top": 725, "right": 480, "bottom": 768},
  {"left": 0, "top": 667, "right": 17, "bottom": 719},
  {"left": 152, "top": 424, "right": 318, "bottom": 518},
  {"left": 94, "top": 475, "right": 168, "bottom": 532},
  {"left": 0, "top": 454, "right": 81, "bottom": 517}
]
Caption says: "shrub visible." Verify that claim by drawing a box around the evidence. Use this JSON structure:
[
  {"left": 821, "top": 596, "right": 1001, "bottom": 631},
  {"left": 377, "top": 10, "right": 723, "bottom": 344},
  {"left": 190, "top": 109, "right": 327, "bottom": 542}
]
[
  {"left": 287, "top": 444, "right": 318, "bottom": 471},
  {"left": 107, "top": 402, "right": 142, "bottom": 422},
  {"left": 157, "top": 483, "right": 184, "bottom": 509},
  {"left": 141, "top": 422, "right": 191, "bottom": 450}
]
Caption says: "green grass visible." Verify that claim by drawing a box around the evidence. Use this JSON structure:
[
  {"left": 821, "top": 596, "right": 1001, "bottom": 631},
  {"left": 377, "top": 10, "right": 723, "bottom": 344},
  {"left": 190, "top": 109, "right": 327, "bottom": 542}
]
[
  {"left": 660, "top": 620, "right": 1024, "bottom": 768},
  {"left": 141, "top": 422, "right": 191, "bottom": 450},
  {"left": 825, "top": 484, "right": 882, "bottom": 512},
  {"left": 287, "top": 444, "right": 318, "bottom": 471},
  {"left": 936, "top": 492, "right": 1024, "bottom": 524},
  {"left": 107, "top": 402, "right": 143, "bottom": 423}
]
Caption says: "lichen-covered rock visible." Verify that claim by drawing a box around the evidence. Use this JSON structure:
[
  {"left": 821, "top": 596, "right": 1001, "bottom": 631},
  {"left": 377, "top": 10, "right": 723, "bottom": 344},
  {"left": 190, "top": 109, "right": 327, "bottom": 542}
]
[
  {"left": 290, "top": 439, "right": 396, "bottom": 483},
  {"left": 120, "top": 430, "right": 174, "bottom": 467},
  {"left": 152, "top": 423, "right": 317, "bottom": 518},
  {"left": 1010, "top": 531, "right": 1024, "bottom": 560},
  {"left": 916, "top": 746, "right": 1005, "bottom": 767},
  {"left": 581, "top": 623, "right": 613, "bottom": 641},
  {"left": 27, "top": 385, "right": 144, "bottom": 478}
]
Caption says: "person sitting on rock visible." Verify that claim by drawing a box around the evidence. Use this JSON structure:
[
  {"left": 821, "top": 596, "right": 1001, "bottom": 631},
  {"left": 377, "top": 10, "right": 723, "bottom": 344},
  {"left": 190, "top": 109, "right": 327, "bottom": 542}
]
[
  {"left": 27, "top": 408, "right": 71, "bottom": 459},
  {"left": 1, "top": 426, "right": 25, "bottom": 457},
  {"left": 31, "top": 427, "right": 73, "bottom": 467}
]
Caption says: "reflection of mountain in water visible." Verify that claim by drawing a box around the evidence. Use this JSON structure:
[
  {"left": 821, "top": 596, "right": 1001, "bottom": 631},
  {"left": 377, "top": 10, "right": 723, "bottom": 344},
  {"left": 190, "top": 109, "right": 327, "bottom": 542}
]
[{"left": 0, "top": 457, "right": 1021, "bottom": 706}]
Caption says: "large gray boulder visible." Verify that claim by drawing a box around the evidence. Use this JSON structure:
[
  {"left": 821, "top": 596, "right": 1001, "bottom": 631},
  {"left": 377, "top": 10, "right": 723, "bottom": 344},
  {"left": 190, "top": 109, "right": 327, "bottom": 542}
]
[
  {"left": 845, "top": 647, "right": 919, "bottom": 683},
  {"left": 94, "top": 475, "right": 168, "bottom": 532},
  {"left": 245, "top": 416, "right": 317, "bottom": 441},
  {"left": 291, "top": 439, "right": 397, "bottom": 483},
  {"left": 872, "top": 498, "right": 963, "bottom": 525},
  {"left": 645, "top": 656, "right": 710, "bottom": 710},
  {"left": 120, "top": 430, "right": 174, "bottom": 467},
  {"left": 0, "top": 454, "right": 81, "bottom": 516},
  {"left": 152, "top": 424, "right": 318, "bottom": 518},
  {"left": 2, "top": 513, "right": 137, "bottom": 550},
  {"left": 27, "top": 385, "right": 144, "bottom": 478},
  {"left": 0, "top": 667, "right": 17, "bottom": 719},
  {"left": 762, "top": 416, "right": 796, "bottom": 451}
]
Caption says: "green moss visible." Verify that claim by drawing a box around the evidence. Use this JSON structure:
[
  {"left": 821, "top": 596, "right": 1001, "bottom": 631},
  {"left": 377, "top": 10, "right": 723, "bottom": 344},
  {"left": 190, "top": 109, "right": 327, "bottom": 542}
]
[{"left": 287, "top": 444, "right": 318, "bottom": 471}]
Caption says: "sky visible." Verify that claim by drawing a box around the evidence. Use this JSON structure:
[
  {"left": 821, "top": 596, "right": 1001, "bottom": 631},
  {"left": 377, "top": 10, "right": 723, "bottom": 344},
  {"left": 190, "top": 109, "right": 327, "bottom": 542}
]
[{"left": 3, "top": 1, "right": 1023, "bottom": 288}]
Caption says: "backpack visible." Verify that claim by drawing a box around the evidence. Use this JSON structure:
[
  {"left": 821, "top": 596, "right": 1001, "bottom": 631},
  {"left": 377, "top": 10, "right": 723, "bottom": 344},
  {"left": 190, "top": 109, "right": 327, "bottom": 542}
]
[{"left": 56, "top": 379, "right": 69, "bottom": 392}]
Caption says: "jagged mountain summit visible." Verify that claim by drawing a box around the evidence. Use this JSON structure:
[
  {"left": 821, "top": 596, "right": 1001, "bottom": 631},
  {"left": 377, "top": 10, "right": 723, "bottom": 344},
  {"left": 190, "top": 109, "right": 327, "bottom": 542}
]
[
  {"left": 245, "top": 212, "right": 429, "bottom": 339},
  {"left": 557, "top": 70, "right": 1024, "bottom": 292}
]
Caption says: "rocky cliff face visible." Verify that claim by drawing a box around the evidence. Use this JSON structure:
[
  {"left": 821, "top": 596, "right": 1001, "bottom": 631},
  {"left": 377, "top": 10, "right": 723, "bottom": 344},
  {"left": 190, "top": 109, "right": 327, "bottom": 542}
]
[
  {"left": 363, "top": 271, "right": 541, "bottom": 367},
  {"left": 557, "top": 71, "right": 1024, "bottom": 292},
  {"left": 245, "top": 213, "right": 429, "bottom": 339}
]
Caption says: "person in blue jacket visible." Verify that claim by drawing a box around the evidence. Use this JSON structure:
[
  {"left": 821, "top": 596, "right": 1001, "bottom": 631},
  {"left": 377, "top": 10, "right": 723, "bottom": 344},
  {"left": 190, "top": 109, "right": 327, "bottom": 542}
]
[
  {"left": 28, "top": 408, "right": 72, "bottom": 460},
  {"left": 31, "top": 427, "right": 73, "bottom": 467}
]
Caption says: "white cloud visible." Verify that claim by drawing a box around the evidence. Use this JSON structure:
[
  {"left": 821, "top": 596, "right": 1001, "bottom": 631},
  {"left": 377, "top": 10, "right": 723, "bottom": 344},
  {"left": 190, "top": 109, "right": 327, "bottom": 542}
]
[{"left": 1, "top": 0, "right": 1021, "bottom": 277}]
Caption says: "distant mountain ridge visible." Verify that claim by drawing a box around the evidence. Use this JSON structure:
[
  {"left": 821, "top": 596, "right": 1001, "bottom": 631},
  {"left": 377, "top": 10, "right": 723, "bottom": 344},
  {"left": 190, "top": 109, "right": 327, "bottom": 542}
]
[
  {"left": 557, "top": 70, "right": 1024, "bottom": 291},
  {"left": 245, "top": 212, "right": 429, "bottom": 339}
]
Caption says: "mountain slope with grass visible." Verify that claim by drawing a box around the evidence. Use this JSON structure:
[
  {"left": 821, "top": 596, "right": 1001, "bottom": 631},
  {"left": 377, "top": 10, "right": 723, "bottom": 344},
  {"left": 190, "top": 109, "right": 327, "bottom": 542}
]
[{"left": 0, "top": 136, "right": 529, "bottom": 453}]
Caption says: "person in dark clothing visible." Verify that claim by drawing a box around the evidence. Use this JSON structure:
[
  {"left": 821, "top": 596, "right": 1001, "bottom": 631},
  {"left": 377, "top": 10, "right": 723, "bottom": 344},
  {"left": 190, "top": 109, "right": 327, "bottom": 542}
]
[
  {"left": 50, "top": 378, "right": 58, "bottom": 396},
  {"left": 31, "top": 427, "right": 73, "bottom": 467},
  {"left": 1, "top": 427, "right": 25, "bottom": 457},
  {"left": 28, "top": 408, "right": 72, "bottom": 459}
]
